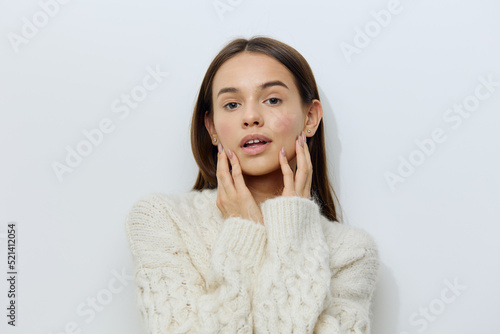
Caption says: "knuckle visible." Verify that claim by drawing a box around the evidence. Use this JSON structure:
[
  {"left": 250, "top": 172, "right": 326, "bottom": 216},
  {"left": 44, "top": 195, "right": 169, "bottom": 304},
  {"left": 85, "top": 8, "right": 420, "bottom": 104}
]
[
  {"left": 231, "top": 168, "right": 242, "bottom": 178},
  {"left": 218, "top": 198, "right": 226, "bottom": 208},
  {"left": 297, "top": 167, "right": 306, "bottom": 174}
]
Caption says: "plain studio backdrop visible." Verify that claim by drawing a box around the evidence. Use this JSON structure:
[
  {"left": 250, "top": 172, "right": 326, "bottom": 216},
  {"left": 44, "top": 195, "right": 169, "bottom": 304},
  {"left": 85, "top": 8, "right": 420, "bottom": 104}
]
[{"left": 1, "top": 0, "right": 499, "bottom": 333}]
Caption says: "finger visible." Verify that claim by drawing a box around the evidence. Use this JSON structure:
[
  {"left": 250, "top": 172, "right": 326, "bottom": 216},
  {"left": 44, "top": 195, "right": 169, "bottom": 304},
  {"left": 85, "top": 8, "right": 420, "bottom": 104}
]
[
  {"left": 215, "top": 145, "right": 228, "bottom": 213},
  {"left": 216, "top": 181, "right": 227, "bottom": 214},
  {"left": 294, "top": 135, "right": 309, "bottom": 195},
  {"left": 303, "top": 131, "right": 312, "bottom": 168},
  {"left": 217, "top": 144, "right": 236, "bottom": 199},
  {"left": 302, "top": 133, "right": 313, "bottom": 198},
  {"left": 225, "top": 148, "right": 247, "bottom": 194},
  {"left": 279, "top": 146, "right": 295, "bottom": 196}
]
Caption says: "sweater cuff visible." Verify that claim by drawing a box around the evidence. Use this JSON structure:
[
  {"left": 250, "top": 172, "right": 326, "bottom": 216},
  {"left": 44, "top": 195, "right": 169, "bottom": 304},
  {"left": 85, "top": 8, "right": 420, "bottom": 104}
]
[
  {"left": 260, "top": 196, "right": 323, "bottom": 249},
  {"left": 213, "top": 217, "right": 266, "bottom": 269}
]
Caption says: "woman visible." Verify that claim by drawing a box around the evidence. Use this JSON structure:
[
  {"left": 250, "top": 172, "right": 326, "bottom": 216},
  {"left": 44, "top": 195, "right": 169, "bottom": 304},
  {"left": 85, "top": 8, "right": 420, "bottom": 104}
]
[{"left": 125, "top": 36, "right": 379, "bottom": 333}]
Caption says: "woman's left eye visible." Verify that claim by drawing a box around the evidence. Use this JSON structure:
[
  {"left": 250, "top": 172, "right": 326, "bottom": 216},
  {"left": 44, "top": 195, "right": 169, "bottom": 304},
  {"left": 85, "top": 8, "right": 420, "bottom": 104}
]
[{"left": 265, "top": 98, "right": 282, "bottom": 105}]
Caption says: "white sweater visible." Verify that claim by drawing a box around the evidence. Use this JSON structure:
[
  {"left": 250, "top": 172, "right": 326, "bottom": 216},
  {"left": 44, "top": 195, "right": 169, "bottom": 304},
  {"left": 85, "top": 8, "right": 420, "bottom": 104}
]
[{"left": 125, "top": 188, "right": 379, "bottom": 333}]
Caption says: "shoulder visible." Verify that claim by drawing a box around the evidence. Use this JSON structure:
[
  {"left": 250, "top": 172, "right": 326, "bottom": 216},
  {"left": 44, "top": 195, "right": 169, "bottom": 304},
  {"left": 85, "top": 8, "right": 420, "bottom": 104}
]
[
  {"left": 319, "top": 216, "right": 379, "bottom": 269},
  {"left": 319, "top": 217, "right": 379, "bottom": 297},
  {"left": 125, "top": 188, "right": 218, "bottom": 266},
  {"left": 126, "top": 188, "right": 218, "bottom": 224}
]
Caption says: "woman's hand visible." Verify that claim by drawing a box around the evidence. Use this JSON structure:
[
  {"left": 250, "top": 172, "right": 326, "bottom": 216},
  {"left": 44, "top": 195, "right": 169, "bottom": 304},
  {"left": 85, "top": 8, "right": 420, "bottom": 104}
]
[
  {"left": 216, "top": 143, "right": 264, "bottom": 225},
  {"left": 279, "top": 131, "right": 312, "bottom": 199}
]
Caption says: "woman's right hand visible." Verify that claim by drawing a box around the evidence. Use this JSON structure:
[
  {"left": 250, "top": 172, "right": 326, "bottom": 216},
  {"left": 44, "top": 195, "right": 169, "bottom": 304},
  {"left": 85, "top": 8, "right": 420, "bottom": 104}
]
[{"left": 216, "top": 143, "right": 264, "bottom": 225}]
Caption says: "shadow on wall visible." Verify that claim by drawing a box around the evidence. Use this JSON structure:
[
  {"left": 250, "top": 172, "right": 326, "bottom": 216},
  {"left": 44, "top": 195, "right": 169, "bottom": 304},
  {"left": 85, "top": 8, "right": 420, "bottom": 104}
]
[{"left": 371, "top": 262, "right": 399, "bottom": 334}]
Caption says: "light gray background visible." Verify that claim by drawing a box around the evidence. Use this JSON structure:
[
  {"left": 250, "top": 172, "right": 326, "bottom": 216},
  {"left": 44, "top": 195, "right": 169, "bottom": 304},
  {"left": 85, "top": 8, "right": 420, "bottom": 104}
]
[{"left": 1, "top": 0, "right": 499, "bottom": 333}]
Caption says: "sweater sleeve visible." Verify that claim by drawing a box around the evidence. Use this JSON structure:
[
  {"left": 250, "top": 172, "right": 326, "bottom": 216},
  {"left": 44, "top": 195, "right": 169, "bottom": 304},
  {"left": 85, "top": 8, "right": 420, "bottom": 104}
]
[
  {"left": 125, "top": 194, "right": 266, "bottom": 334},
  {"left": 252, "top": 196, "right": 332, "bottom": 332},
  {"left": 252, "top": 196, "right": 379, "bottom": 333},
  {"left": 312, "top": 225, "right": 379, "bottom": 333}
]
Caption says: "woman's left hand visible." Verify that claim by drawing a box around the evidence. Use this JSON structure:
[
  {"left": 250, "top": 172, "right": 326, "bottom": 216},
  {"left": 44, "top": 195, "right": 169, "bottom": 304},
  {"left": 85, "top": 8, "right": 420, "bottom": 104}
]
[{"left": 279, "top": 130, "right": 312, "bottom": 199}]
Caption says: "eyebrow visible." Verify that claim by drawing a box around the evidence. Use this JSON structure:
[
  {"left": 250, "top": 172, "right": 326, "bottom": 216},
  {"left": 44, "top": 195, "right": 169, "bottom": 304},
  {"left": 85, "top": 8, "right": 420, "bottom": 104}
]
[{"left": 216, "top": 80, "right": 289, "bottom": 98}]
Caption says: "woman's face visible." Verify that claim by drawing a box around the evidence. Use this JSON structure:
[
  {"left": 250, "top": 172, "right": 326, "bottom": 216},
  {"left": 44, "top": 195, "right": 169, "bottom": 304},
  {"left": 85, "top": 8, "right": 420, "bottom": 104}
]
[{"left": 205, "top": 52, "right": 310, "bottom": 176}]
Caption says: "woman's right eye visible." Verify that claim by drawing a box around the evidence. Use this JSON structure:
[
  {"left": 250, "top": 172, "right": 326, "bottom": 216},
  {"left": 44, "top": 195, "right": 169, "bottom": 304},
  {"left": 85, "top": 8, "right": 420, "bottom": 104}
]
[{"left": 223, "top": 102, "right": 240, "bottom": 110}]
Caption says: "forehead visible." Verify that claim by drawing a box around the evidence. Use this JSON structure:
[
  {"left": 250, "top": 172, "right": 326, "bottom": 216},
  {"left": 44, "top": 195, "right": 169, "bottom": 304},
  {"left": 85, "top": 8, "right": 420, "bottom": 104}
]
[{"left": 212, "top": 52, "right": 297, "bottom": 93}]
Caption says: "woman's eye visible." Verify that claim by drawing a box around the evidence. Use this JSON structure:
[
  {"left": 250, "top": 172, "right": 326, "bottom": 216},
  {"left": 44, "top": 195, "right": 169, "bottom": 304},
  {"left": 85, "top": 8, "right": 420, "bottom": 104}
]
[
  {"left": 265, "top": 98, "right": 281, "bottom": 105},
  {"left": 224, "top": 102, "right": 240, "bottom": 110}
]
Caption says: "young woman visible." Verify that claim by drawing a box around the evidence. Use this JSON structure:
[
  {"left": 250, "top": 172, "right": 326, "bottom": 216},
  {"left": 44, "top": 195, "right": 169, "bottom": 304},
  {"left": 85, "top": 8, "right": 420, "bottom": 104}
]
[{"left": 126, "top": 36, "right": 379, "bottom": 333}]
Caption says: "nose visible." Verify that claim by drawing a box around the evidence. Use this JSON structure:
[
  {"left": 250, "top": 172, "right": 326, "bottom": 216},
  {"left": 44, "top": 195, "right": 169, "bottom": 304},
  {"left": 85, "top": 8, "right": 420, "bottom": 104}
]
[{"left": 242, "top": 102, "right": 264, "bottom": 128}]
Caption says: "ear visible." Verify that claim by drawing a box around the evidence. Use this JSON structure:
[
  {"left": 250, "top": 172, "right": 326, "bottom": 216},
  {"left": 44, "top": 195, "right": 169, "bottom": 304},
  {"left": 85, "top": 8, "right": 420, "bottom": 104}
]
[
  {"left": 304, "top": 99, "right": 323, "bottom": 136},
  {"left": 204, "top": 111, "right": 217, "bottom": 146}
]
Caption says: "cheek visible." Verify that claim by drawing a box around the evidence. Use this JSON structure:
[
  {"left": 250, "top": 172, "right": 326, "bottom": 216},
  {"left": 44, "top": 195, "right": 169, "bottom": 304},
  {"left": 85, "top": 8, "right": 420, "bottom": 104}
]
[
  {"left": 217, "top": 122, "right": 235, "bottom": 144},
  {"left": 270, "top": 113, "right": 302, "bottom": 137}
]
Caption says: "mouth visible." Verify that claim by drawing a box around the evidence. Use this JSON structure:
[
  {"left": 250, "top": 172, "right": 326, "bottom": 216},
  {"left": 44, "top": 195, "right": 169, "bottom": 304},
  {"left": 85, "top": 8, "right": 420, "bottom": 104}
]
[{"left": 240, "top": 141, "right": 271, "bottom": 155}]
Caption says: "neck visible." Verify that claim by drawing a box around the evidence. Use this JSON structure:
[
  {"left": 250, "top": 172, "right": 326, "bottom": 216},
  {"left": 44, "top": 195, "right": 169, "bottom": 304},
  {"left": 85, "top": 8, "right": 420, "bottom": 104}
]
[{"left": 243, "top": 157, "right": 297, "bottom": 205}]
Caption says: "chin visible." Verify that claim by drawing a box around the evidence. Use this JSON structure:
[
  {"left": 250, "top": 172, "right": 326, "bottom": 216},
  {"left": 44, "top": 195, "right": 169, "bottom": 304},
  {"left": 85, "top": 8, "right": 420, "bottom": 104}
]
[{"left": 241, "top": 162, "right": 280, "bottom": 176}]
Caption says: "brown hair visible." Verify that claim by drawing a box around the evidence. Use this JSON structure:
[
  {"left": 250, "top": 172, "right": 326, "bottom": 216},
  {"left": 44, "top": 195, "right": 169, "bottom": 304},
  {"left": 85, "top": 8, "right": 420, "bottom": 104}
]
[{"left": 190, "top": 36, "right": 342, "bottom": 223}]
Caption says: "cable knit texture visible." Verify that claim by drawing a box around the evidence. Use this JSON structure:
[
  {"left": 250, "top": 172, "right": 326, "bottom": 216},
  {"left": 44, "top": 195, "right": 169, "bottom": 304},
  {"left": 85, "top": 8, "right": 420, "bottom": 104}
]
[{"left": 125, "top": 188, "right": 379, "bottom": 333}]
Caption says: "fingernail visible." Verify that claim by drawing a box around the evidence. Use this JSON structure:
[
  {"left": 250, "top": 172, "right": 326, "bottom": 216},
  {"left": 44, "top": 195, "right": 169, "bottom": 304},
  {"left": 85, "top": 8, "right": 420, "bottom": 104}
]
[
  {"left": 227, "top": 148, "right": 233, "bottom": 159},
  {"left": 302, "top": 131, "right": 306, "bottom": 142},
  {"left": 218, "top": 143, "right": 222, "bottom": 154},
  {"left": 298, "top": 136, "right": 303, "bottom": 147},
  {"left": 281, "top": 146, "right": 286, "bottom": 156}
]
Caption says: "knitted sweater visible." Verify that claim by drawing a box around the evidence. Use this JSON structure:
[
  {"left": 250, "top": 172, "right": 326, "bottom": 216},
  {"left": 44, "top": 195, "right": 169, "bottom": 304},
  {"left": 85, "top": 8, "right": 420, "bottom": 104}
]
[{"left": 125, "top": 188, "right": 379, "bottom": 334}]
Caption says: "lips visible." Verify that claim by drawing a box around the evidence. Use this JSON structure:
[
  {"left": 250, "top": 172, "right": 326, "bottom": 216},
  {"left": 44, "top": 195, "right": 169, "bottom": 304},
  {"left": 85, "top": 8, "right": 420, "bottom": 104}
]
[
  {"left": 240, "top": 142, "right": 271, "bottom": 155},
  {"left": 239, "top": 134, "right": 272, "bottom": 148}
]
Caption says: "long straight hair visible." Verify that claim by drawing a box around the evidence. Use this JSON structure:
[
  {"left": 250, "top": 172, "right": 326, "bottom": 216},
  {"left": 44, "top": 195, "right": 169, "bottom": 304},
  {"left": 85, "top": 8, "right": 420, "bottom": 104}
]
[{"left": 190, "top": 36, "right": 341, "bottom": 223}]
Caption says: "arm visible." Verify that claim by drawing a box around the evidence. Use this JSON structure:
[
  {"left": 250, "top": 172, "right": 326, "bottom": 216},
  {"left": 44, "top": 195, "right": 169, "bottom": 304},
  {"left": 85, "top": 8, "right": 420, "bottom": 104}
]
[
  {"left": 252, "top": 196, "right": 380, "bottom": 333},
  {"left": 252, "top": 195, "right": 332, "bottom": 333},
  {"left": 125, "top": 194, "right": 266, "bottom": 334},
  {"left": 313, "top": 225, "right": 379, "bottom": 333}
]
